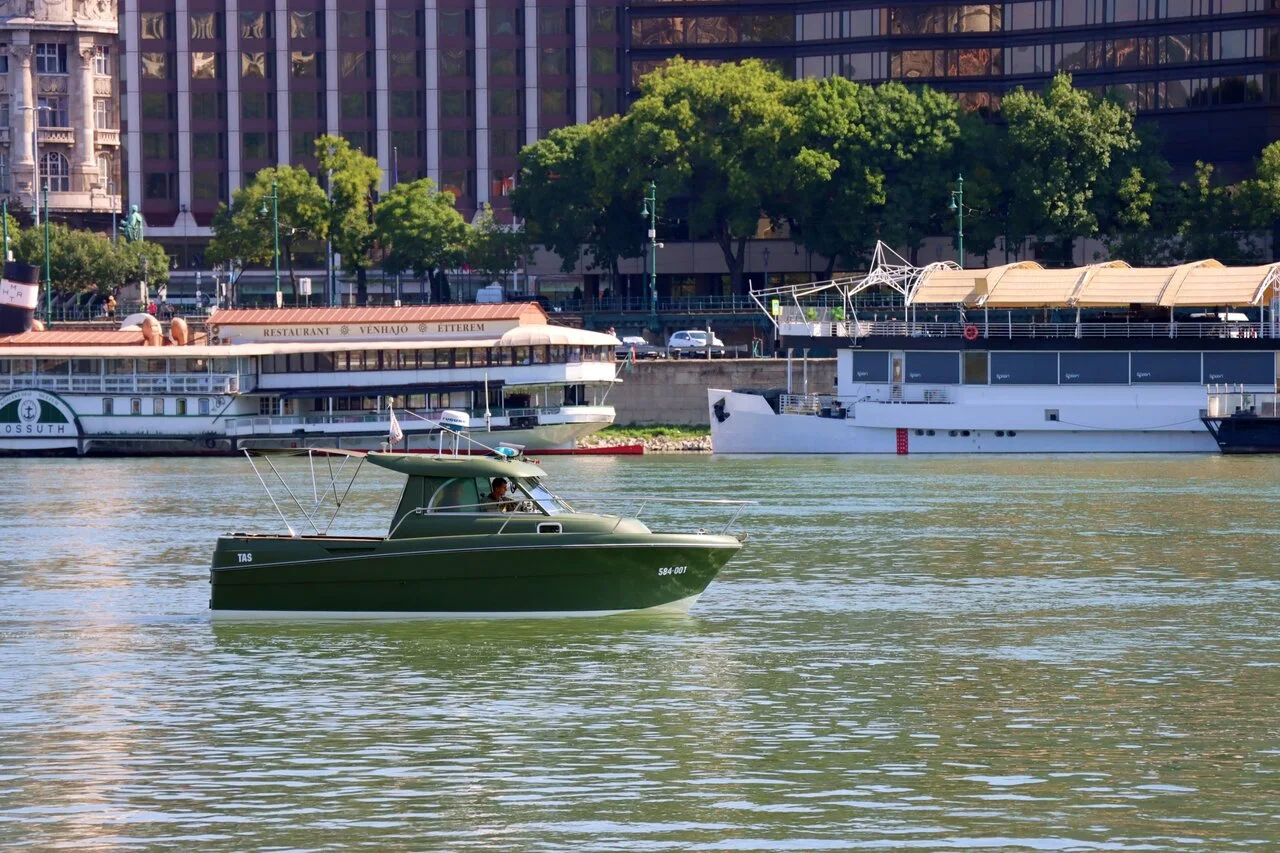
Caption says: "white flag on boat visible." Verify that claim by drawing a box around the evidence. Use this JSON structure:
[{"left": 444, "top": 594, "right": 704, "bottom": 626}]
[{"left": 388, "top": 407, "right": 404, "bottom": 445}]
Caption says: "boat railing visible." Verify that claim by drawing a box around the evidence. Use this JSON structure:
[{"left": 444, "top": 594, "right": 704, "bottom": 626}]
[
  {"left": 779, "top": 393, "right": 822, "bottom": 415},
  {"left": 222, "top": 404, "right": 604, "bottom": 433},
  {"left": 0, "top": 374, "right": 246, "bottom": 395},
  {"left": 786, "top": 320, "right": 1270, "bottom": 340},
  {"left": 1205, "top": 384, "right": 1280, "bottom": 418}
]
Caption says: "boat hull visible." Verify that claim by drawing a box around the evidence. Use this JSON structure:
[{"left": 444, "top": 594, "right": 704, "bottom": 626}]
[
  {"left": 1201, "top": 415, "right": 1280, "bottom": 454},
  {"left": 210, "top": 533, "right": 741, "bottom": 617}
]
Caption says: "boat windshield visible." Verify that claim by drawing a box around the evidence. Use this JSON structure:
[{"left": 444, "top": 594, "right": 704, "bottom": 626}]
[{"left": 514, "top": 478, "right": 573, "bottom": 515}]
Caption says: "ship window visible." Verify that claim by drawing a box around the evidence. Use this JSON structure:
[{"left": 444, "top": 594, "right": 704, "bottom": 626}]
[
  {"left": 567, "top": 346, "right": 582, "bottom": 363},
  {"left": 102, "top": 398, "right": 113, "bottom": 415},
  {"left": 1045, "top": 409, "right": 1059, "bottom": 421},
  {"left": 926, "top": 429, "right": 935, "bottom": 436},
  {"left": 71, "top": 359, "right": 99, "bottom": 375},
  {"left": 131, "top": 398, "right": 142, "bottom": 415},
  {"left": 0, "top": 360, "right": 8, "bottom": 375},
  {"left": 315, "top": 353, "right": 333, "bottom": 372},
  {"left": 532, "top": 346, "right": 549, "bottom": 364},
  {"left": 39, "top": 359, "right": 69, "bottom": 375},
  {"left": 154, "top": 398, "right": 165, "bottom": 415},
  {"left": 105, "top": 358, "right": 132, "bottom": 375},
  {"left": 515, "top": 479, "right": 570, "bottom": 514},
  {"left": 429, "top": 477, "right": 480, "bottom": 512},
  {"left": 493, "top": 347, "right": 513, "bottom": 366},
  {"left": 961, "top": 430, "right": 970, "bottom": 437},
  {"left": 333, "top": 352, "right": 349, "bottom": 372},
  {"left": 550, "top": 345, "right": 565, "bottom": 363},
  {"left": 995, "top": 430, "right": 1005, "bottom": 437},
  {"left": 513, "top": 346, "right": 531, "bottom": 365},
  {"left": 949, "top": 430, "right": 958, "bottom": 437},
  {"left": 963, "top": 351, "right": 989, "bottom": 384},
  {"left": 1008, "top": 430, "right": 1017, "bottom": 437},
  {"left": 301, "top": 353, "right": 317, "bottom": 372},
  {"left": 176, "top": 398, "right": 188, "bottom": 415},
  {"left": 915, "top": 429, "right": 924, "bottom": 436},
  {"left": 199, "top": 398, "right": 210, "bottom": 415}
]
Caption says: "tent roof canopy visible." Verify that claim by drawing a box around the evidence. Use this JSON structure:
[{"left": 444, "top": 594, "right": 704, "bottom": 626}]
[{"left": 907, "top": 258, "right": 1280, "bottom": 308}]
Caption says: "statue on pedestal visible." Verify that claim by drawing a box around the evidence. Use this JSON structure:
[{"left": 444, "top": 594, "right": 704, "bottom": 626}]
[{"left": 122, "top": 204, "right": 144, "bottom": 242}]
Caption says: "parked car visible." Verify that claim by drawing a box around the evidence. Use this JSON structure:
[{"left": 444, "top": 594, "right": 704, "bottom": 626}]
[
  {"left": 667, "top": 330, "right": 726, "bottom": 357},
  {"left": 616, "top": 335, "right": 664, "bottom": 360}
]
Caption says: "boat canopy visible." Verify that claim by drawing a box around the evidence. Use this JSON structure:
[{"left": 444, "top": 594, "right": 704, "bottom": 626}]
[
  {"left": 907, "top": 258, "right": 1280, "bottom": 308},
  {"left": 366, "top": 451, "right": 546, "bottom": 479}
]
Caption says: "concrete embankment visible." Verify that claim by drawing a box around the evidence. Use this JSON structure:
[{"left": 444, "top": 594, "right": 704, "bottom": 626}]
[
  {"left": 578, "top": 433, "right": 713, "bottom": 453},
  {"left": 606, "top": 358, "right": 836, "bottom": 426}
]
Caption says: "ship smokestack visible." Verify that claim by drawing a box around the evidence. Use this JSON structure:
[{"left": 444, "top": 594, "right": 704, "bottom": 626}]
[{"left": 0, "top": 262, "right": 39, "bottom": 335}]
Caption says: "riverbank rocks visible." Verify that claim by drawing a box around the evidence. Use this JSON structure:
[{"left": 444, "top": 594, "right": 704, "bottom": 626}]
[{"left": 577, "top": 433, "right": 713, "bottom": 453}]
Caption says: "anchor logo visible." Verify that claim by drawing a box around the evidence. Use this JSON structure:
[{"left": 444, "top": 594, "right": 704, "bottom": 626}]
[{"left": 18, "top": 398, "right": 39, "bottom": 425}]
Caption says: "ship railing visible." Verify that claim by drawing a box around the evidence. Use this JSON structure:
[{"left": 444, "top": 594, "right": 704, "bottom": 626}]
[
  {"left": 1205, "top": 385, "right": 1280, "bottom": 418},
  {"left": 835, "top": 320, "right": 1269, "bottom": 340},
  {"left": 780, "top": 393, "right": 822, "bottom": 415},
  {"left": 0, "top": 374, "right": 244, "bottom": 395},
  {"left": 222, "top": 404, "right": 597, "bottom": 433}
]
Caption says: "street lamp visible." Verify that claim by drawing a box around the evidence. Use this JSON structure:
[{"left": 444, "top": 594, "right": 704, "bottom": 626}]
[
  {"left": 762, "top": 246, "right": 771, "bottom": 289},
  {"left": 42, "top": 182, "right": 51, "bottom": 329},
  {"left": 108, "top": 180, "right": 117, "bottom": 245},
  {"left": 325, "top": 164, "right": 334, "bottom": 308},
  {"left": 640, "top": 180, "right": 658, "bottom": 327},
  {"left": 2, "top": 198, "right": 9, "bottom": 262},
  {"left": 259, "top": 177, "right": 280, "bottom": 306},
  {"left": 948, "top": 173, "right": 965, "bottom": 269}
]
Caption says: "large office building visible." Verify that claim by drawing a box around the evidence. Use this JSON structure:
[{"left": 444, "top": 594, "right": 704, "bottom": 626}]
[
  {"left": 629, "top": 2, "right": 1279, "bottom": 178},
  {"left": 118, "top": 0, "right": 623, "bottom": 250},
  {"left": 0, "top": 0, "right": 121, "bottom": 226}
]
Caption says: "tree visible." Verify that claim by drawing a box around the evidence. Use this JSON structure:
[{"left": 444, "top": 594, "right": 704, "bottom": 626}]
[
  {"left": 373, "top": 178, "right": 467, "bottom": 302},
  {"left": 316, "top": 135, "right": 382, "bottom": 304},
  {"left": 1002, "top": 74, "right": 1139, "bottom": 264},
  {"left": 618, "top": 58, "right": 821, "bottom": 293},
  {"left": 1171, "top": 161, "right": 1258, "bottom": 262},
  {"left": 513, "top": 119, "right": 644, "bottom": 283},
  {"left": 118, "top": 239, "right": 171, "bottom": 295},
  {"left": 207, "top": 165, "right": 327, "bottom": 299},
  {"left": 467, "top": 203, "right": 529, "bottom": 286},
  {"left": 15, "top": 225, "right": 119, "bottom": 297}
]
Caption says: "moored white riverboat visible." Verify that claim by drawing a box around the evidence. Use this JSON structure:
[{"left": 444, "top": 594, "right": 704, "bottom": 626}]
[
  {"left": 0, "top": 304, "right": 620, "bottom": 456},
  {"left": 710, "top": 245, "right": 1280, "bottom": 454}
]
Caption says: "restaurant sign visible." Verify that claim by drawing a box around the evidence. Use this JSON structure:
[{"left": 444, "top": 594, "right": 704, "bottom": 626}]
[{"left": 213, "top": 320, "right": 520, "bottom": 344}]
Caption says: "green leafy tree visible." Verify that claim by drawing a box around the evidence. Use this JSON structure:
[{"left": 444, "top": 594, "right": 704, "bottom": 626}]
[
  {"left": 1171, "top": 161, "right": 1258, "bottom": 262},
  {"left": 317, "top": 135, "right": 382, "bottom": 305},
  {"left": 1002, "top": 74, "right": 1139, "bottom": 265},
  {"left": 15, "top": 225, "right": 120, "bottom": 297},
  {"left": 618, "top": 58, "right": 819, "bottom": 293},
  {"left": 373, "top": 178, "right": 467, "bottom": 302},
  {"left": 118, "top": 239, "right": 171, "bottom": 295},
  {"left": 207, "top": 165, "right": 327, "bottom": 300},
  {"left": 467, "top": 203, "right": 529, "bottom": 286}
]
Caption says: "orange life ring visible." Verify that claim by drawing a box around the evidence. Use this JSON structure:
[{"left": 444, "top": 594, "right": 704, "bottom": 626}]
[{"left": 963, "top": 325, "right": 979, "bottom": 341}]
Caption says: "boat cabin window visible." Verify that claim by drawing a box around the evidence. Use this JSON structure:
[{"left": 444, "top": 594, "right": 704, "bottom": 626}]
[
  {"left": 514, "top": 478, "right": 571, "bottom": 515},
  {"left": 428, "top": 477, "right": 482, "bottom": 513}
]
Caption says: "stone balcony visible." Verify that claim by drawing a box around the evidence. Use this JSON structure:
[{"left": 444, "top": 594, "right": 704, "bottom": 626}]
[
  {"left": 38, "top": 127, "right": 76, "bottom": 145},
  {"left": 95, "top": 128, "right": 120, "bottom": 146}
]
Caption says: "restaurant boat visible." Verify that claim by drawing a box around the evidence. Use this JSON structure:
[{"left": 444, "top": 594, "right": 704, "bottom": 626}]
[
  {"left": 210, "top": 446, "right": 752, "bottom": 618},
  {"left": 1201, "top": 387, "right": 1280, "bottom": 454},
  {"left": 710, "top": 244, "right": 1280, "bottom": 454},
  {"left": 0, "top": 303, "right": 620, "bottom": 455}
]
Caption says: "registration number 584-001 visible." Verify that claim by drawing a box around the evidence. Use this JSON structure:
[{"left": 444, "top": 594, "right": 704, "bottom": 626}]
[{"left": 657, "top": 565, "right": 687, "bottom": 576}]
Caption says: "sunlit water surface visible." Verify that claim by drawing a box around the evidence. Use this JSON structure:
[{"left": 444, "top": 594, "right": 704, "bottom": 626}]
[{"left": 1, "top": 454, "right": 1278, "bottom": 850}]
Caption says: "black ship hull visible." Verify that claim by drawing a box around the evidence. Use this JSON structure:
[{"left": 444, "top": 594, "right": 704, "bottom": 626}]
[{"left": 1201, "top": 415, "right": 1280, "bottom": 454}]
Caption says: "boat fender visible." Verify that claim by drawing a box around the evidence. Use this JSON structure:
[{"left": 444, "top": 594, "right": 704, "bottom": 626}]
[{"left": 963, "top": 325, "right": 979, "bottom": 341}]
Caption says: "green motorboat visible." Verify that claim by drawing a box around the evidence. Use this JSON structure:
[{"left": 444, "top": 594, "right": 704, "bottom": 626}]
[{"left": 210, "top": 448, "right": 752, "bottom": 618}]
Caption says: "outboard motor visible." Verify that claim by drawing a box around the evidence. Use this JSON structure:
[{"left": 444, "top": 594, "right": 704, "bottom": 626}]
[{"left": 0, "top": 262, "right": 39, "bottom": 335}]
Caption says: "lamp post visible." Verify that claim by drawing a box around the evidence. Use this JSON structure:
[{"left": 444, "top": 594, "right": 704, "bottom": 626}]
[
  {"left": 325, "top": 165, "right": 334, "bottom": 308},
  {"left": 42, "top": 182, "right": 51, "bottom": 329},
  {"left": 640, "top": 180, "right": 658, "bottom": 327},
  {"left": 948, "top": 173, "right": 965, "bottom": 269},
  {"left": 2, "top": 198, "right": 9, "bottom": 262},
  {"left": 762, "top": 246, "right": 771, "bottom": 290},
  {"left": 108, "top": 180, "right": 117, "bottom": 245},
  {"left": 259, "top": 177, "right": 280, "bottom": 306}
]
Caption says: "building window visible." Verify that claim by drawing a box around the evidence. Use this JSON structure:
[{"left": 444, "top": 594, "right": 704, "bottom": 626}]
[
  {"left": 98, "top": 154, "right": 113, "bottom": 187},
  {"left": 37, "top": 96, "right": 67, "bottom": 127},
  {"left": 141, "top": 12, "right": 168, "bottom": 39},
  {"left": 35, "top": 43, "right": 68, "bottom": 74},
  {"left": 241, "top": 91, "right": 271, "bottom": 119},
  {"left": 243, "top": 132, "right": 269, "bottom": 160},
  {"left": 390, "top": 50, "right": 419, "bottom": 78},
  {"left": 440, "top": 90, "right": 473, "bottom": 117},
  {"left": 41, "top": 153, "right": 69, "bottom": 191},
  {"left": 589, "top": 87, "right": 618, "bottom": 118},
  {"left": 190, "top": 12, "right": 220, "bottom": 39},
  {"left": 141, "top": 52, "right": 169, "bottom": 79},
  {"left": 341, "top": 51, "right": 371, "bottom": 79},
  {"left": 389, "top": 91, "right": 422, "bottom": 118},
  {"left": 390, "top": 130, "right": 421, "bottom": 159},
  {"left": 440, "top": 169, "right": 472, "bottom": 199},
  {"left": 440, "top": 49, "right": 472, "bottom": 78},
  {"left": 540, "top": 88, "right": 567, "bottom": 116},
  {"left": 192, "top": 133, "right": 224, "bottom": 159},
  {"left": 192, "top": 171, "right": 225, "bottom": 201},
  {"left": 191, "top": 51, "right": 220, "bottom": 79},
  {"left": 291, "top": 91, "right": 320, "bottom": 120},
  {"left": 292, "top": 131, "right": 318, "bottom": 161},
  {"left": 290, "top": 10, "right": 318, "bottom": 39},
  {"left": 341, "top": 91, "right": 369, "bottom": 119},
  {"left": 540, "top": 48, "right": 568, "bottom": 76},
  {"left": 0, "top": 152, "right": 9, "bottom": 194},
  {"left": 589, "top": 47, "right": 616, "bottom": 74},
  {"left": 0, "top": 55, "right": 8, "bottom": 74},
  {"left": 490, "top": 89, "right": 520, "bottom": 117},
  {"left": 491, "top": 129, "right": 520, "bottom": 158},
  {"left": 389, "top": 9, "right": 419, "bottom": 37},
  {"left": 93, "top": 98, "right": 112, "bottom": 129},
  {"left": 489, "top": 7, "right": 521, "bottom": 36},
  {"left": 191, "top": 92, "right": 224, "bottom": 120},
  {"left": 241, "top": 52, "right": 269, "bottom": 79},
  {"left": 439, "top": 9, "right": 471, "bottom": 37},
  {"left": 142, "top": 133, "right": 173, "bottom": 159},
  {"left": 538, "top": 7, "right": 568, "bottom": 35},
  {"left": 291, "top": 51, "right": 318, "bottom": 78},
  {"left": 240, "top": 11, "right": 270, "bottom": 39},
  {"left": 0, "top": 97, "right": 9, "bottom": 128},
  {"left": 341, "top": 10, "right": 371, "bottom": 37},
  {"left": 441, "top": 129, "right": 472, "bottom": 157},
  {"left": 93, "top": 46, "right": 110, "bottom": 75},
  {"left": 142, "top": 92, "right": 170, "bottom": 119},
  {"left": 144, "top": 172, "right": 175, "bottom": 199},
  {"left": 591, "top": 7, "right": 616, "bottom": 33},
  {"left": 103, "top": 398, "right": 114, "bottom": 415},
  {"left": 490, "top": 48, "right": 518, "bottom": 77}
]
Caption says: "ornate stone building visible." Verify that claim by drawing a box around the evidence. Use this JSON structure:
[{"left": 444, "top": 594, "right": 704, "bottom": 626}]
[{"left": 0, "top": 0, "right": 121, "bottom": 224}]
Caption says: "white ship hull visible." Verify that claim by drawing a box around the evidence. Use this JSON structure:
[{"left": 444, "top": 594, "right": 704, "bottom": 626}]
[{"left": 707, "top": 388, "right": 1220, "bottom": 454}]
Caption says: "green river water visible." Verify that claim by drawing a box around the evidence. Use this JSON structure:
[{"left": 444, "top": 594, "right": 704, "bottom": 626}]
[{"left": 0, "top": 454, "right": 1277, "bottom": 851}]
